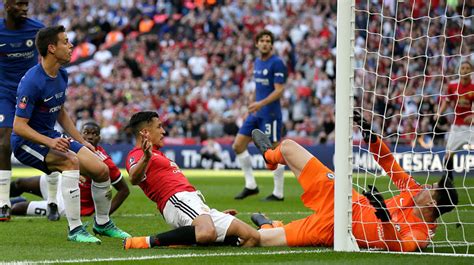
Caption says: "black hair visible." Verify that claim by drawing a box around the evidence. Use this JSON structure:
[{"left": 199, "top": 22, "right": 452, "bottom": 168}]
[
  {"left": 35, "top": 25, "right": 66, "bottom": 57},
  {"left": 126, "top": 111, "right": 159, "bottom": 136},
  {"left": 255, "top": 29, "right": 274, "bottom": 44},
  {"left": 81, "top": 121, "right": 101, "bottom": 132}
]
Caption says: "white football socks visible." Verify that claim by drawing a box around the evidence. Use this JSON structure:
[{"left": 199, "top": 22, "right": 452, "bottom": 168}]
[
  {"left": 237, "top": 150, "right": 257, "bottom": 189},
  {"left": 92, "top": 179, "right": 111, "bottom": 225},
  {"left": 272, "top": 164, "right": 285, "bottom": 198},
  {"left": 0, "top": 170, "right": 12, "bottom": 208},
  {"left": 61, "top": 170, "right": 82, "bottom": 231},
  {"left": 46, "top": 172, "right": 60, "bottom": 205}
]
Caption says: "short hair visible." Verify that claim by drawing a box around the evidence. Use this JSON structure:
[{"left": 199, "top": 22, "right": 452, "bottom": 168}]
[
  {"left": 35, "top": 25, "right": 66, "bottom": 57},
  {"left": 255, "top": 30, "right": 274, "bottom": 44},
  {"left": 460, "top": 61, "right": 472, "bottom": 68},
  {"left": 126, "top": 111, "right": 159, "bottom": 136},
  {"left": 433, "top": 175, "right": 458, "bottom": 218},
  {"left": 81, "top": 121, "right": 101, "bottom": 132}
]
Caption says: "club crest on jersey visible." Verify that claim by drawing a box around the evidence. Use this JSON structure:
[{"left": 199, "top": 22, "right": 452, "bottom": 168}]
[
  {"left": 18, "top": 96, "right": 28, "bottom": 109},
  {"left": 263, "top": 69, "right": 268, "bottom": 76},
  {"left": 26, "top": 39, "right": 34, "bottom": 47},
  {"left": 0, "top": 115, "right": 4, "bottom": 123}
]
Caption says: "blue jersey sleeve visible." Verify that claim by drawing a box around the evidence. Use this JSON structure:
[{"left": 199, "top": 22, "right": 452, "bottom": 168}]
[
  {"left": 272, "top": 58, "right": 287, "bottom": 84},
  {"left": 15, "top": 74, "right": 41, "bottom": 119}
]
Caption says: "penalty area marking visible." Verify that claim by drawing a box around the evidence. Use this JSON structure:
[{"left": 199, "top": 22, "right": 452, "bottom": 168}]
[{"left": 17, "top": 249, "right": 331, "bottom": 264}]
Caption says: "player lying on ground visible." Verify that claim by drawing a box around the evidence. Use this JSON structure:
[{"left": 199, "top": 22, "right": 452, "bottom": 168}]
[
  {"left": 249, "top": 112, "right": 458, "bottom": 252},
  {"left": 123, "top": 111, "right": 260, "bottom": 249},
  {"left": 11, "top": 26, "right": 129, "bottom": 243},
  {"left": 10, "top": 121, "right": 130, "bottom": 217}
]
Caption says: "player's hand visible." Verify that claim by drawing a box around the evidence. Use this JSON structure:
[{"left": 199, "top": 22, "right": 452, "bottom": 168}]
[
  {"left": 248, "top": 101, "right": 263, "bottom": 113},
  {"left": 49, "top": 137, "right": 71, "bottom": 153},
  {"left": 363, "top": 185, "right": 391, "bottom": 222},
  {"left": 82, "top": 141, "right": 95, "bottom": 151},
  {"left": 353, "top": 109, "right": 377, "bottom": 143},
  {"left": 223, "top": 209, "right": 238, "bottom": 216},
  {"left": 140, "top": 131, "right": 152, "bottom": 159}
]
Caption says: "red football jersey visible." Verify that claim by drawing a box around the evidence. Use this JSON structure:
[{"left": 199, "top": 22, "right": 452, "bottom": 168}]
[
  {"left": 445, "top": 80, "right": 474, "bottom": 125},
  {"left": 126, "top": 146, "right": 196, "bottom": 212},
  {"left": 79, "top": 146, "right": 122, "bottom": 216}
]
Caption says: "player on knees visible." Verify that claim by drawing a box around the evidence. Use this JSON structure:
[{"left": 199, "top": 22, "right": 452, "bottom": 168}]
[
  {"left": 0, "top": 0, "right": 46, "bottom": 221},
  {"left": 9, "top": 121, "right": 130, "bottom": 218},
  {"left": 11, "top": 26, "right": 129, "bottom": 243},
  {"left": 123, "top": 111, "right": 259, "bottom": 249},
  {"left": 249, "top": 122, "right": 458, "bottom": 251},
  {"left": 233, "top": 30, "right": 287, "bottom": 201}
]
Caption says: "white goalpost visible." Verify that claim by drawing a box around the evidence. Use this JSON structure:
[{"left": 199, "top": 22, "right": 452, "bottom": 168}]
[{"left": 335, "top": 0, "right": 474, "bottom": 254}]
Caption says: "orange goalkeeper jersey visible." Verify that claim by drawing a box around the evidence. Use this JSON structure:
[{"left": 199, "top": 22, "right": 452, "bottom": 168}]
[{"left": 352, "top": 138, "right": 437, "bottom": 251}]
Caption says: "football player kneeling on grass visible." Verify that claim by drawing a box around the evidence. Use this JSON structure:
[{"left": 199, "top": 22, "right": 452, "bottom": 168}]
[
  {"left": 10, "top": 121, "right": 130, "bottom": 219},
  {"left": 123, "top": 111, "right": 259, "bottom": 249},
  {"left": 249, "top": 110, "right": 458, "bottom": 252}
]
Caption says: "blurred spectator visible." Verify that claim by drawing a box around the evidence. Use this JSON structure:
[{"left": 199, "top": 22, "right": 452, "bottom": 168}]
[{"left": 14, "top": 0, "right": 469, "bottom": 146}]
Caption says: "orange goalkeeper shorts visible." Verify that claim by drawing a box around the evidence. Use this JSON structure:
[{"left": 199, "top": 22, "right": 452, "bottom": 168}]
[{"left": 283, "top": 157, "right": 335, "bottom": 247}]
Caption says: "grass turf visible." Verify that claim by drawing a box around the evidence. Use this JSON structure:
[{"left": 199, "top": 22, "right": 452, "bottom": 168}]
[{"left": 0, "top": 168, "right": 473, "bottom": 264}]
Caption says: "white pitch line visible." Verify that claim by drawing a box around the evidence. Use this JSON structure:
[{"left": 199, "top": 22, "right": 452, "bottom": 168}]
[{"left": 9, "top": 249, "right": 331, "bottom": 264}]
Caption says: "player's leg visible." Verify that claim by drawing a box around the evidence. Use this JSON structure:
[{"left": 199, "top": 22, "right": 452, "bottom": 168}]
[
  {"left": 253, "top": 129, "right": 313, "bottom": 178},
  {"left": 224, "top": 217, "right": 260, "bottom": 247},
  {"left": 260, "top": 118, "right": 285, "bottom": 201},
  {"left": 233, "top": 115, "right": 259, "bottom": 199},
  {"left": 10, "top": 176, "right": 42, "bottom": 197},
  {"left": 73, "top": 145, "right": 130, "bottom": 239},
  {"left": 258, "top": 227, "right": 288, "bottom": 246},
  {"left": 44, "top": 149, "right": 101, "bottom": 243},
  {"left": 0, "top": 127, "right": 12, "bottom": 221}
]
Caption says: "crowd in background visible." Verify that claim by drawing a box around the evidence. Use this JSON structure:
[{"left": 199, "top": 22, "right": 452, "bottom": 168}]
[{"left": 2, "top": 0, "right": 473, "bottom": 146}]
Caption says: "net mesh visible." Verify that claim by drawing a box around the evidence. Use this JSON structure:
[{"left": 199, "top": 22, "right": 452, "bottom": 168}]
[{"left": 351, "top": 0, "right": 474, "bottom": 253}]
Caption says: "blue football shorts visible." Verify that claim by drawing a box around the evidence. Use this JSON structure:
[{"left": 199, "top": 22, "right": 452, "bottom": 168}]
[
  {"left": 11, "top": 130, "right": 84, "bottom": 174},
  {"left": 238, "top": 114, "right": 282, "bottom": 143}
]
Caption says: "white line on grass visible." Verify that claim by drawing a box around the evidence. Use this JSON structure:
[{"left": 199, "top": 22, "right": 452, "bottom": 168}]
[{"left": 11, "top": 249, "right": 331, "bottom": 264}]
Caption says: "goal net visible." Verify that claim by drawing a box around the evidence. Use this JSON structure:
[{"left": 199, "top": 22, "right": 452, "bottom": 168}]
[{"left": 336, "top": 0, "right": 474, "bottom": 254}]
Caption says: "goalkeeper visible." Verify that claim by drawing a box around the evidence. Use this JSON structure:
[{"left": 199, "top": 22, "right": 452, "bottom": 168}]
[{"left": 250, "top": 111, "right": 458, "bottom": 252}]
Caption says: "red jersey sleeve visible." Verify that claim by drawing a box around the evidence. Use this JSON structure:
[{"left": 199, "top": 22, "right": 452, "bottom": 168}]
[
  {"left": 369, "top": 137, "right": 421, "bottom": 191},
  {"left": 126, "top": 147, "right": 143, "bottom": 173},
  {"left": 96, "top": 146, "right": 122, "bottom": 185}
]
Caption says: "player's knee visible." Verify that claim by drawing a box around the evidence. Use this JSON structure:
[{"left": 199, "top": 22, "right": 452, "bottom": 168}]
[
  {"left": 241, "top": 228, "right": 260, "bottom": 247},
  {"left": 62, "top": 155, "right": 80, "bottom": 170},
  {"left": 232, "top": 142, "right": 245, "bottom": 154},
  {"left": 94, "top": 162, "right": 109, "bottom": 182},
  {"left": 195, "top": 225, "right": 217, "bottom": 244},
  {"left": 0, "top": 137, "right": 11, "bottom": 152},
  {"left": 279, "top": 139, "right": 295, "bottom": 155}
]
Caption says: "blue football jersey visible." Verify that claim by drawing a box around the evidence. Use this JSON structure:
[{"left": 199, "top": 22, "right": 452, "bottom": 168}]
[
  {"left": 0, "top": 18, "right": 44, "bottom": 96},
  {"left": 13, "top": 64, "right": 68, "bottom": 134},
  {"left": 253, "top": 55, "right": 287, "bottom": 118}
]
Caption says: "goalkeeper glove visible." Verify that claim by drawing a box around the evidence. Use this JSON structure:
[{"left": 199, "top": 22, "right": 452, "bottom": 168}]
[
  {"left": 354, "top": 110, "right": 378, "bottom": 143},
  {"left": 363, "top": 185, "right": 391, "bottom": 222}
]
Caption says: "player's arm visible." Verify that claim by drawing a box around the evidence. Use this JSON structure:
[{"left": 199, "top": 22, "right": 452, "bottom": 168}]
[
  {"left": 383, "top": 227, "right": 429, "bottom": 252},
  {"left": 354, "top": 110, "right": 419, "bottom": 191},
  {"left": 57, "top": 107, "right": 94, "bottom": 150},
  {"left": 13, "top": 116, "right": 70, "bottom": 153},
  {"left": 248, "top": 83, "right": 284, "bottom": 113},
  {"left": 128, "top": 132, "right": 153, "bottom": 185},
  {"left": 110, "top": 177, "right": 130, "bottom": 215}
]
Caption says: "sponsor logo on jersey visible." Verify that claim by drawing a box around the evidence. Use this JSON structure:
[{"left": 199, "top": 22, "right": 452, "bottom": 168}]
[{"left": 18, "top": 96, "right": 28, "bottom": 109}]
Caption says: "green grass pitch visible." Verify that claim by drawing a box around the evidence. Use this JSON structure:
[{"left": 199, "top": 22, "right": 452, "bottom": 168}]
[{"left": 1, "top": 168, "right": 473, "bottom": 264}]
